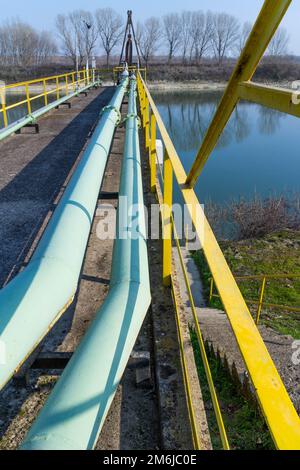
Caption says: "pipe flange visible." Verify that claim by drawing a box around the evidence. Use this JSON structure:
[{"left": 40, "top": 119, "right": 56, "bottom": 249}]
[
  {"left": 120, "top": 114, "right": 141, "bottom": 129},
  {"left": 100, "top": 105, "right": 122, "bottom": 127}
]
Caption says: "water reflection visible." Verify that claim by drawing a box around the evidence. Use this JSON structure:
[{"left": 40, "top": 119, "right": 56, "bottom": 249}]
[
  {"left": 154, "top": 91, "right": 285, "bottom": 152},
  {"left": 153, "top": 90, "right": 299, "bottom": 204}
]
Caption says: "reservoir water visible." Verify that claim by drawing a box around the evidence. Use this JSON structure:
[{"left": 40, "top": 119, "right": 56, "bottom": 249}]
[{"left": 153, "top": 90, "right": 300, "bottom": 205}]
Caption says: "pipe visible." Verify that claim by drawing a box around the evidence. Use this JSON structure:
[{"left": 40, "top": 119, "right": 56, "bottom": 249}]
[
  {"left": 20, "top": 76, "right": 151, "bottom": 450},
  {"left": 0, "top": 78, "right": 128, "bottom": 391},
  {"left": 0, "top": 81, "right": 100, "bottom": 143}
]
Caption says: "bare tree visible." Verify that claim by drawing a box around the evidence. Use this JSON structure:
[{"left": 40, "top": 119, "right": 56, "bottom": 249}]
[
  {"left": 190, "top": 11, "right": 214, "bottom": 63},
  {"left": 35, "top": 31, "right": 57, "bottom": 66},
  {"left": 211, "top": 12, "right": 240, "bottom": 64},
  {"left": 163, "top": 13, "right": 182, "bottom": 63},
  {"left": 268, "top": 27, "right": 290, "bottom": 56},
  {"left": 78, "top": 11, "right": 98, "bottom": 64},
  {"left": 180, "top": 11, "right": 192, "bottom": 64},
  {"left": 136, "top": 18, "right": 161, "bottom": 66},
  {"left": 95, "top": 8, "right": 123, "bottom": 66},
  {"left": 56, "top": 13, "right": 82, "bottom": 67},
  {"left": 237, "top": 21, "right": 252, "bottom": 54},
  {"left": 0, "top": 20, "right": 56, "bottom": 67}
]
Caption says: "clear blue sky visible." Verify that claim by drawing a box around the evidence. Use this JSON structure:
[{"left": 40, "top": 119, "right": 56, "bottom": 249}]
[{"left": 2, "top": 0, "right": 300, "bottom": 54}]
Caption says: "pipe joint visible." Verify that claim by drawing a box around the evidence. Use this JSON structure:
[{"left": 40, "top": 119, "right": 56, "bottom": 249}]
[{"left": 99, "top": 105, "right": 122, "bottom": 127}]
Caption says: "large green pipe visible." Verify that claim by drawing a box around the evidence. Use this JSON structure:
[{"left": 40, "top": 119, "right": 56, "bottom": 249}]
[
  {"left": 0, "top": 78, "right": 128, "bottom": 391},
  {"left": 0, "top": 81, "right": 100, "bottom": 142},
  {"left": 20, "top": 76, "right": 151, "bottom": 450}
]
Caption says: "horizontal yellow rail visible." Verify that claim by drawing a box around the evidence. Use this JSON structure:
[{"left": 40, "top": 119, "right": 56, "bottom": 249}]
[
  {"left": 137, "top": 71, "right": 300, "bottom": 450},
  {"left": 238, "top": 82, "right": 300, "bottom": 118}
]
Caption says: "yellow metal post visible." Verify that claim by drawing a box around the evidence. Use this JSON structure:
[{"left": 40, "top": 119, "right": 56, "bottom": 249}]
[
  {"left": 56, "top": 77, "right": 60, "bottom": 100},
  {"left": 256, "top": 277, "right": 266, "bottom": 325},
  {"left": 150, "top": 113, "right": 156, "bottom": 192},
  {"left": 43, "top": 79, "right": 48, "bottom": 106},
  {"left": 145, "top": 98, "right": 150, "bottom": 149},
  {"left": 186, "top": 0, "right": 292, "bottom": 187},
  {"left": 209, "top": 278, "right": 214, "bottom": 304},
  {"left": 163, "top": 149, "right": 173, "bottom": 287},
  {"left": 65, "top": 74, "right": 69, "bottom": 95},
  {"left": 1, "top": 84, "right": 8, "bottom": 128},
  {"left": 25, "top": 83, "right": 31, "bottom": 115}
]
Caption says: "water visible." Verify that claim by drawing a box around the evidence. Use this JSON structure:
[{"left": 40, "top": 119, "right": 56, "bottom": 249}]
[{"left": 153, "top": 91, "right": 300, "bottom": 205}]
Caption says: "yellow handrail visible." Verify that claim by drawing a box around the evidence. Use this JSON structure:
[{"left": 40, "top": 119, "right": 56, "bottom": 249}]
[
  {"left": 209, "top": 274, "right": 300, "bottom": 324},
  {"left": 0, "top": 69, "right": 101, "bottom": 128},
  {"left": 137, "top": 71, "right": 300, "bottom": 449}
]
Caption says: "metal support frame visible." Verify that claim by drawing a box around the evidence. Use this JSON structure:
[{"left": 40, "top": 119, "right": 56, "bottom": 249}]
[
  {"left": 186, "top": 0, "right": 293, "bottom": 187},
  {"left": 137, "top": 69, "right": 300, "bottom": 449}
]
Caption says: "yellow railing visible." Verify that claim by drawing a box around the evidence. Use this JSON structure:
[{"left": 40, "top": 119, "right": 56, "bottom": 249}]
[
  {"left": 113, "top": 66, "right": 147, "bottom": 84},
  {"left": 0, "top": 69, "right": 101, "bottom": 128},
  {"left": 152, "top": 137, "right": 229, "bottom": 449},
  {"left": 209, "top": 274, "right": 300, "bottom": 325},
  {"left": 137, "top": 59, "right": 300, "bottom": 448}
]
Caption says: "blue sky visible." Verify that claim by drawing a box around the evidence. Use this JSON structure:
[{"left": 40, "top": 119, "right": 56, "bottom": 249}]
[{"left": 2, "top": 0, "right": 300, "bottom": 54}]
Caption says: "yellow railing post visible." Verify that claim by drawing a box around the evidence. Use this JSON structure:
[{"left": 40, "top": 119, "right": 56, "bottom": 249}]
[
  {"left": 43, "top": 79, "right": 48, "bottom": 106},
  {"left": 65, "top": 74, "right": 69, "bottom": 95},
  {"left": 150, "top": 113, "right": 156, "bottom": 192},
  {"left": 1, "top": 85, "right": 8, "bottom": 128},
  {"left": 145, "top": 97, "right": 150, "bottom": 149},
  {"left": 25, "top": 83, "right": 31, "bottom": 115},
  {"left": 256, "top": 277, "right": 266, "bottom": 325},
  {"left": 163, "top": 148, "right": 173, "bottom": 287},
  {"left": 209, "top": 278, "right": 214, "bottom": 304},
  {"left": 56, "top": 77, "right": 60, "bottom": 100}
]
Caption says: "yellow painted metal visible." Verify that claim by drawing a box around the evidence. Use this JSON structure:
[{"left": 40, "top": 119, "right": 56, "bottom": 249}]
[
  {"left": 25, "top": 83, "right": 31, "bottom": 115},
  {"left": 186, "top": 0, "right": 292, "bottom": 187},
  {"left": 43, "top": 79, "right": 48, "bottom": 106},
  {"left": 0, "top": 69, "right": 100, "bottom": 129},
  {"left": 163, "top": 149, "right": 173, "bottom": 287},
  {"left": 170, "top": 282, "right": 201, "bottom": 450},
  {"left": 150, "top": 113, "right": 157, "bottom": 193},
  {"left": 210, "top": 273, "right": 300, "bottom": 322},
  {"left": 173, "top": 221, "right": 230, "bottom": 450},
  {"left": 145, "top": 98, "right": 150, "bottom": 149},
  {"left": 137, "top": 71, "right": 300, "bottom": 450},
  {"left": 256, "top": 277, "right": 267, "bottom": 325},
  {"left": 238, "top": 81, "right": 300, "bottom": 118}
]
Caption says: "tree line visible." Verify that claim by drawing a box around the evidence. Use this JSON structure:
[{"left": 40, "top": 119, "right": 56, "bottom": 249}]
[{"left": 0, "top": 8, "right": 290, "bottom": 68}]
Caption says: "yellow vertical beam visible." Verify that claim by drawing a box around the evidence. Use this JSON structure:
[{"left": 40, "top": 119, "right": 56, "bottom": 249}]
[
  {"left": 1, "top": 85, "right": 8, "bottom": 128},
  {"left": 56, "top": 77, "right": 60, "bottom": 100},
  {"left": 150, "top": 113, "right": 156, "bottom": 192},
  {"left": 65, "top": 74, "right": 69, "bottom": 95},
  {"left": 256, "top": 277, "right": 267, "bottom": 325},
  {"left": 25, "top": 83, "right": 31, "bottom": 115},
  {"left": 186, "top": 0, "right": 292, "bottom": 187},
  {"left": 145, "top": 97, "right": 150, "bottom": 149},
  {"left": 163, "top": 149, "right": 173, "bottom": 287},
  {"left": 43, "top": 79, "right": 48, "bottom": 106}
]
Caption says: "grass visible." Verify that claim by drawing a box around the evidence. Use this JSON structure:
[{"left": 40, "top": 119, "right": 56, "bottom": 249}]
[
  {"left": 190, "top": 329, "right": 274, "bottom": 450},
  {"left": 192, "top": 230, "right": 300, "bottom": 338}
]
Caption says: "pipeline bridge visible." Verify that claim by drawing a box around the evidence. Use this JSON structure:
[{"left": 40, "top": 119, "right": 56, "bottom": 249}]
[{"left": 0, "top": 0, "right": 299, "bottom": 451}]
